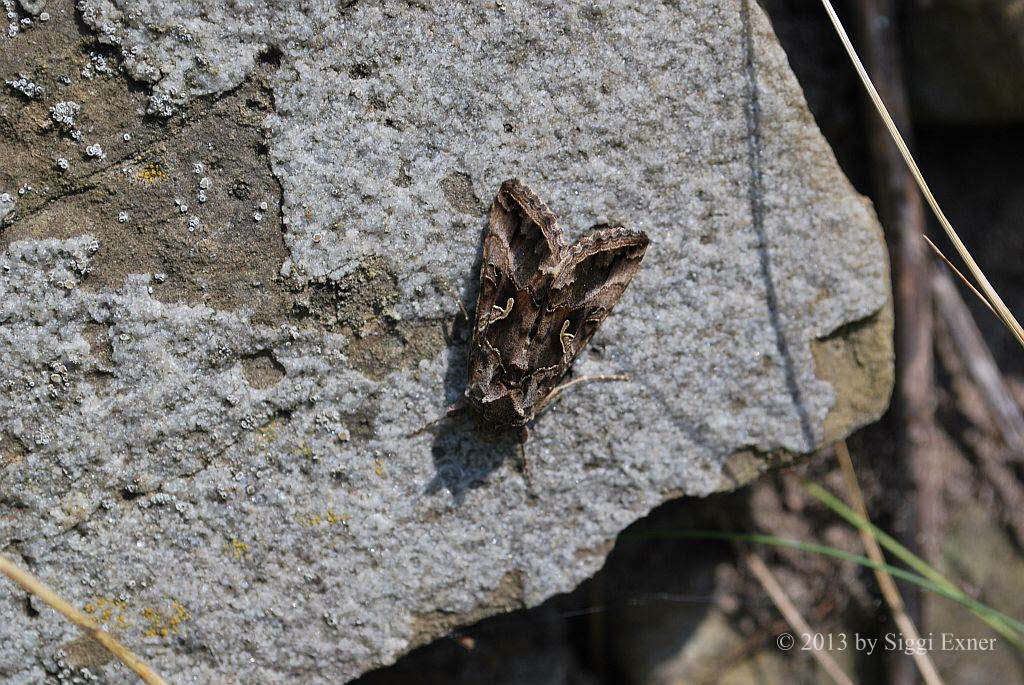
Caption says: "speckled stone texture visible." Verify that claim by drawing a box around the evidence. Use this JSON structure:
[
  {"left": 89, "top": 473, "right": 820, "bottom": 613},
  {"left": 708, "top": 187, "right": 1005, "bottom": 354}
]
[{"left": 1, "top": 0, "right": 892, "bottom": 682}]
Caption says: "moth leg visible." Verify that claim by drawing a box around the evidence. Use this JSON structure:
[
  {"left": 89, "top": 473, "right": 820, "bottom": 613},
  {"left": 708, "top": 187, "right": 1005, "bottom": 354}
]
[
  {"left": 516, "top": 426, "right": 534, "bottom": 491},
  {"left": 534, "top": 374, "right": 630, "bottom": 416},
  {"left": 436, "top": 276, "right": 471, "bottom": 324},
  {"left": 406, "top": 397, "right": 467, "bottom": 437}
]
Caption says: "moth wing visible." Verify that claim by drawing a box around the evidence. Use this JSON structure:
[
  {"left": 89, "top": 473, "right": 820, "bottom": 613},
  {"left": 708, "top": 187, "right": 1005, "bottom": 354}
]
[
  {"left": 476, "top": 178, "right": 564, "bottom": 298},
  {"left": 467, "top": 180, "right": 566, "bottom": 416},
  {"left": 531, "top": 226, "right": 650, "bottom": 373}
]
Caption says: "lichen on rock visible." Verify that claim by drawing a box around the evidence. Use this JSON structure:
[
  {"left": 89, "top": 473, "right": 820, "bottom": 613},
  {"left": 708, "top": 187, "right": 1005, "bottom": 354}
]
[{"left": 0, "top": 0, "right": 892, "bottom": 682}]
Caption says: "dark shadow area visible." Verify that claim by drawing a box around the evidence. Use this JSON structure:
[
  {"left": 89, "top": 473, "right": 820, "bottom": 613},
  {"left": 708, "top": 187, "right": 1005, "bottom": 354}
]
[
  {"left": 424, "top": 220, "right": 518, "bottom": 505},
  {"left": 352, "top": 492, "right": 727, "bottom": 685},
  {"left": 424, "top": 408, "right": 518, "bottom": 506},
  {"left": 915, "top": 124, "right": 1024, "bottom": 379}
]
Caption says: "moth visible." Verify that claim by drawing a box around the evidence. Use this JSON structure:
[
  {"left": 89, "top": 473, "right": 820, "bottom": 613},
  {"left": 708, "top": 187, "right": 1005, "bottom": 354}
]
[{"left": 463, "top": 178, "right": 649, "bottom": 434}]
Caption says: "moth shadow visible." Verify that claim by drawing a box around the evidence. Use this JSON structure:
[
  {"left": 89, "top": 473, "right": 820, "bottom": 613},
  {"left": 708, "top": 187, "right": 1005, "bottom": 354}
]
[
  {"left": 424, "top": 236, "right": 519, "bottom": 504},
  {"left": 424, "top": 410, "right": 519, "bottom": 506}
]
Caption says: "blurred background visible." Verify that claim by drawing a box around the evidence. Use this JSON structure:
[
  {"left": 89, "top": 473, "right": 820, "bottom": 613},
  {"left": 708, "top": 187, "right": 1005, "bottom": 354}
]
[{"left": 353, "top": 2, "right": 1024, "bottom": 683}]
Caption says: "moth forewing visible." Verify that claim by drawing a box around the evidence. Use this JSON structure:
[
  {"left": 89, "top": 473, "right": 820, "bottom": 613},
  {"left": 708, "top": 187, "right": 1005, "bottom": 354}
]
[
  {"left": 466, "top": 179, "right": 649, "bottom": 430},
  {"left": 548, "top": 227, "right": 650, "bottom": 364},
  {"left": 485, "top": 179, "right": 564, "bottom": 290}
]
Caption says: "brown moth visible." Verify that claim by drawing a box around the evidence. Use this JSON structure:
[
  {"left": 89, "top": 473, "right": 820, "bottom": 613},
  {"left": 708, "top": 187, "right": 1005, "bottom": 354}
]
[{"left": 465, "top": 179, "right": 649, "bottom": 430}]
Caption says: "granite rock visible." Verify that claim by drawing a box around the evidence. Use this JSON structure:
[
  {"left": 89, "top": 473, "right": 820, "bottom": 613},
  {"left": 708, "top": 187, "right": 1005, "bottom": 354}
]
[{"left": 0, "top": 0, "right": 891, "bottom": 681}]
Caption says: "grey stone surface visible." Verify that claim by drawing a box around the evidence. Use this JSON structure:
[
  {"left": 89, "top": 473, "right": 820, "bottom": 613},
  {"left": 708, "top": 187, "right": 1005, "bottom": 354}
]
[
  {"left": 0, "top": 0, "right": 892, "bottom": 682},
  {"left": 0, "top": 193, "right": 13, "bottom": 225}
]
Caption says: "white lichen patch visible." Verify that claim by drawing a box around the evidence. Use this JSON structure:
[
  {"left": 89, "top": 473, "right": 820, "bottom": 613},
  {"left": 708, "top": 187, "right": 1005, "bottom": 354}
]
[
  {"left": 48, "top": 100, "right": 81, "bottom": 137},
  {"left": 4, "top": 73, "right": 43, "bottom": 98},
  {"left": 80, "top": 51, "right": 111, "bottom": 79},
  {"left": 0, "top": 192, "right": 14, "bottom": 224}
]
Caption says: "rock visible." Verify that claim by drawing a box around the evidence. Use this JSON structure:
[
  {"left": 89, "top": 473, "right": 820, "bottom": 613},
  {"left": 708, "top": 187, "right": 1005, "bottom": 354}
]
[
  {"left": 17, "top": 0, "right": 47, "bottom": 17},
  {"left": 0, "top": 193, "right": 13, "bottom": 226},
  {"left": 0, "top": 0, "right": 892, "bottom": 682},
  {"left": 930, "top": 487, "right": 1024, "bottom": 683}
]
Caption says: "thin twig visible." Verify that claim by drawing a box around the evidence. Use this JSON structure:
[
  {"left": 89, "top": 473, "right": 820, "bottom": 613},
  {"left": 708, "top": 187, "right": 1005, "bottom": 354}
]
[
  {"left": 931, "top": 308, "right": 1024, "bottom": 544},
  {"left": 932, "top": 270, "right": 1024, "bottom": 459},
  {"left": 820, "top": 0, "right": 1024, "bottom": 349},
  {"left": 0, "top": 555, "right": 168, "bottom": 685},
  {"left": 835, "top": 442, "right": 944, "bottom": 685},
  {"left": 742, "top": 552, "right": 855, "bottom": 685},
  {"left": 923, "top": 236, "right": 997, "bottom": 319},
  {"left": 849, "top": 5, "right": 940, "bottom": 675}
]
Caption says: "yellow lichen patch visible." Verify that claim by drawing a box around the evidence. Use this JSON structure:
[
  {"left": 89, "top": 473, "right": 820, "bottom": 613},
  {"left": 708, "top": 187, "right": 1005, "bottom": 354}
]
[
  {"left": 373, "top": 458, "right": 385, "bottom": 478},
  {"left": 325, "top": 508, "right": 348, "bottom": 525},
  {"left": 140, "top": 600, "right": 191, "bottom": 639},
  {"left": 302, "top": 513, "right": 324, "bottom": 526},
  {"left": 291, "top": 441, "right": 314, "bottom": 459},
  {"left": 229, "top": 538, "right": 250, "bottom": 559},
  {"left": 135, "top": 161, "right": 167, "bottom": 184},
  {"left": 256, "top": 420, "right": 280, "bottom": 442},
  {"left": 298, "top": 508, "right": 349, "bottom": 527},
  {"left": 82, "top": 597, "right": 129, "bottom": 626}
]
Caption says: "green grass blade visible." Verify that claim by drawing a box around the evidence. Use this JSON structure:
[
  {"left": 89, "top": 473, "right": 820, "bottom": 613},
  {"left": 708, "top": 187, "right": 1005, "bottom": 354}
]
[
  {"left": 803, "top": 482, "right": 952, "bottom": 590},
  {"left": 802, "top": 481, "right": 1023, "bottom": 647},
  {"left": 641, "top": 529, "right": 1024, "bottom": 651}
]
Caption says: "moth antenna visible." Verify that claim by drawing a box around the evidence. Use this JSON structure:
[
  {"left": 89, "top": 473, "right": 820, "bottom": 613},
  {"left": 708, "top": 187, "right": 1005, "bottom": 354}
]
[{"left": 534, "top": 374, "right": 630, "bottom": 416}]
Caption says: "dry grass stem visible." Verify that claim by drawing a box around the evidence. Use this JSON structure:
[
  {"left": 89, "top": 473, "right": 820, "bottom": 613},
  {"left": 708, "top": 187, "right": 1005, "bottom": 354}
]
[
  {"left": 819, "top": 0, "right": 1024, "bottom": 349},
  {"left": 0, "top": 555, "right": 168, "bottom": 685},
  {"left": 835, "top": 442, "right": 944, "bottom": 685},
  {"left": 743, "top": 551, "right": 856, "bottom": 685}
]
